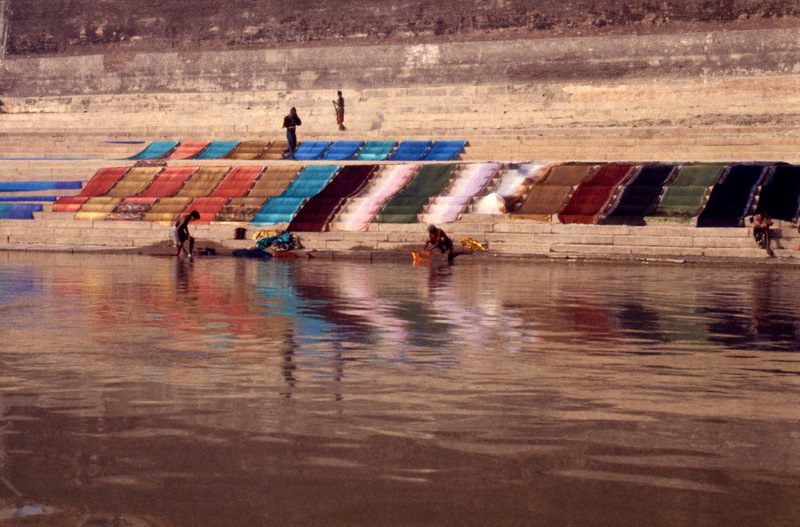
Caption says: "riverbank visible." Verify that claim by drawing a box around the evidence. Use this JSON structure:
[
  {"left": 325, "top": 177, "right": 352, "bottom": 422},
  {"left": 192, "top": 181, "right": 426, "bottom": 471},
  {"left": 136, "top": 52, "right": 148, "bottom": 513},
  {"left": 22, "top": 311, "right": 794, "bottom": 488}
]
[{"left": 2, "top": 223, "right": 799, "bottom": 267}]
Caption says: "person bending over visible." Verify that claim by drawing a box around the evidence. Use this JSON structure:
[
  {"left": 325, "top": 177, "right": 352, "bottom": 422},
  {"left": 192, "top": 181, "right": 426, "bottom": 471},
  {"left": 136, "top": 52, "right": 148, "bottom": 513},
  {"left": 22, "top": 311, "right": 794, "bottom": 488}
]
[
  {"left": 752, "top": 210, "right": 775, "bottom": 257},
  {"left": 424, "top": 224, "right": 455, "bottom": 261},
  {"left": 172, "top": 210, "right": 200, "bottom": 258}
]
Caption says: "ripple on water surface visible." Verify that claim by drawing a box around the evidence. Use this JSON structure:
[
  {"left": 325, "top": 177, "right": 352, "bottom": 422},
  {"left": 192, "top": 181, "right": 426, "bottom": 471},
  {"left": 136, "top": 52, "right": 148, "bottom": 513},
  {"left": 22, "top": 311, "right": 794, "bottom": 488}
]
[{"left": 0, "top": 253, "right": 798, "bottom": 526}]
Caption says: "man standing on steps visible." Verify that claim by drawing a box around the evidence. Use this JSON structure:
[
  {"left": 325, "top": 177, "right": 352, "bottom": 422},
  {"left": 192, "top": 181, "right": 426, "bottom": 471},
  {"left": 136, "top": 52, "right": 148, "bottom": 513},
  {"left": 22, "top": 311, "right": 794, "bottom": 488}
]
[
  {"left": 333, "top": 91, "right": 346, "bottom": 131},
  {"left": 282, "top": 107, "right": 301, "bottom": 160}
]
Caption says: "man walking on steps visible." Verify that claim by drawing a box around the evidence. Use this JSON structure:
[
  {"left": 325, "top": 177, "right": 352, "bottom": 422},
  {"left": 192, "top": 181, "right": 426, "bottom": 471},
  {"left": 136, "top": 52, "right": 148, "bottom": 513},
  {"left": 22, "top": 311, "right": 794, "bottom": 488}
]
[
  {"left": 333, "top": 91, "right": 346, "bottom": 131},
  {"left": 282, "top": 107, "right": 302, "bottom": 160}
]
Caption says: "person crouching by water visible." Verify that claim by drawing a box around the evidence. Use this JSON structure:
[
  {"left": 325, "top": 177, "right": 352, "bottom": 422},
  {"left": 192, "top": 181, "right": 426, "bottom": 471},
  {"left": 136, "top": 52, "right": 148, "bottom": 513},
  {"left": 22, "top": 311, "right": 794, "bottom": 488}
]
[
  {"left": 424, "top": 224, "right": 455, "bottom": 261},
  {"left": 752, "top": 210, "right": 775, "bottom": 257},
  {"left": 282, "top": 107, "right": 302, "bottom": 160},
  {"left": 172, "top": 210, "right": 200, "bottom": 258}
]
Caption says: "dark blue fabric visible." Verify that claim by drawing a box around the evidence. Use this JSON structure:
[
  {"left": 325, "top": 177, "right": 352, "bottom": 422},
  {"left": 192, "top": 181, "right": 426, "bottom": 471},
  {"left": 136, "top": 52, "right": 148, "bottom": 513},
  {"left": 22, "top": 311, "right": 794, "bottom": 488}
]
[
  {"left": 387, "top": 141, "right": 431, "bottom": 161},
  {"left": 293, "top": 141, "right": 332, "bottom": 161},
  {"left": 0, "top": 196, "right": 59, "bottom": 202},
  {"left": 755, "top": 164, "right": 800, "bottom": 221},
  {"left": 696, "top": 163, "right": 770, "bottom": 227},
  {"left": 1, "top": 204, "right": 42, "bottom": 219},
  {"left": 321, "top": 141, "right": 363, "bottom": 161},
  {"left": 0, "top": 181, "right": 82, "bottom": 192},
  {"left": 600, "top": 164, "right": 677, "bottom": 225},
  {"left": 420, "top": 140, "right": 467, "bottom": 161}
]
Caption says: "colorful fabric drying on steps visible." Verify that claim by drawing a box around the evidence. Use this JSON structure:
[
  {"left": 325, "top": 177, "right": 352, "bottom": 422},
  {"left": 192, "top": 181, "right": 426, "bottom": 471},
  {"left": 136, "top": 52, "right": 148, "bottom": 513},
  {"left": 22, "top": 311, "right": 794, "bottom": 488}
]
[
  {"left": 376, "top": 164, "right": 456, "bottom": 223},
  {"left": 512, "top": 163, "right": 596, "bottom": 221},
  {"left": 473, "top": 163, "right": 550, "bottom": 215},
  {"left": 420, "top": 162, "right": 500, "bottom": 224},
  {"left": 135, "top": 166, "right": 197, "bottom": 198},
  {"left": 288, "top": 165, "right": 376, "bottom": 232},
  {"left": 754, "top": 164, "right": 800, "bottom": 222},
  {"left": 695, "top": 163, "right": 771, "bottom": 227},
  {"left": 601, "top": 164, "right": 677, "bottom": 225},
  {"left": 558, "top": 164, "right": 637, "bottom": 224},
  {"left": 329, "top": 164, "right": 420, "bottom": 231},
  {"left": 646, "top": 163, "right": 728, "bottom": 223},
  {"left": 166, "top": 141, "right": 211, "bottom": 160}
]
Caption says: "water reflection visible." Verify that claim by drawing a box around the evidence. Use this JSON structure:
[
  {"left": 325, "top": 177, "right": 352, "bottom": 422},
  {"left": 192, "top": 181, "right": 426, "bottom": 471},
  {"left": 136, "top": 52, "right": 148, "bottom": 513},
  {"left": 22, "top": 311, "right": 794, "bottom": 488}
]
[{"left": 0, "top": 252, "right": 798, "bottom": 527}]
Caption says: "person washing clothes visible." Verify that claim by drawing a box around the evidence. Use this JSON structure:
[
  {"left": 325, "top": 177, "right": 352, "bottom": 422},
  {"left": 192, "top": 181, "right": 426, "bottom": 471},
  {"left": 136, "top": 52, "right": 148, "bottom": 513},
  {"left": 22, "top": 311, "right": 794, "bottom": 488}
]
[
  {"left": 423, "top": 224, "right": 455, "bottom": 261},
  {"left": 752, "top": 210, "right": 775, "bottom": 257},
  {"left": 172, "top": 210, "right": 200, "bottom": 258}
]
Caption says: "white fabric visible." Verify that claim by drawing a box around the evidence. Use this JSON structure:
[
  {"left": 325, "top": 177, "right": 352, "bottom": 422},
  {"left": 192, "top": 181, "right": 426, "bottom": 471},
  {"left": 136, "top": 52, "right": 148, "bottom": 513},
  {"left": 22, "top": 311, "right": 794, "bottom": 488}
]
[
  {"left": 472, "top": 163, "right": 549, "bottom": 214},
  {"left": 329, "top": 164, "right": 420, "bottom": 231},
  {"left": 420, "top": 163, "right": 500, "bottom": 224}
]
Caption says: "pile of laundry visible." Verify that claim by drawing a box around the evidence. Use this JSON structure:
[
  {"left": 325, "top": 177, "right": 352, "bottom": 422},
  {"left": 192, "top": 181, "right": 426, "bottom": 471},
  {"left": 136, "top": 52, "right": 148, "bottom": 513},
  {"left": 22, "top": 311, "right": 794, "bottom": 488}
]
[{"left": 232, "top": 230, "right": 303, "bottom": 258}]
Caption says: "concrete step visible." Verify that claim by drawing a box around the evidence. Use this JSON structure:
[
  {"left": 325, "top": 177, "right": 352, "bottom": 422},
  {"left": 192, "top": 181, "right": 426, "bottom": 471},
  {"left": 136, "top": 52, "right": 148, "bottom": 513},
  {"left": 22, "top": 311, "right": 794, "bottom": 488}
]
[{"left": 3, "top": 212, "right": 798, "bottom": 261}]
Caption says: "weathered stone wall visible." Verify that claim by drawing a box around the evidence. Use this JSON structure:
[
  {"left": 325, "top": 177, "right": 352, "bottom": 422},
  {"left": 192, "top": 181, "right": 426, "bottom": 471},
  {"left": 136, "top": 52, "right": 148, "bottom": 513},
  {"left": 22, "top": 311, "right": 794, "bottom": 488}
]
[
  {"left": 5, "top": 0, "right": 800, "bottom": 57},
  {"left": 3, "top": 26, "right": 800, "bottom": 98}
]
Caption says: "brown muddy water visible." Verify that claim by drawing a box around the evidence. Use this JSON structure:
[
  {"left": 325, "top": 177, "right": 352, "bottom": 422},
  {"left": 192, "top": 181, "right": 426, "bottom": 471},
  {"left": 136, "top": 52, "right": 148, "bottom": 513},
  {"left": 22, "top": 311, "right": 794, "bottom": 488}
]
[{"left": 0, "top": 251, "right": 798, "bottom": 527}]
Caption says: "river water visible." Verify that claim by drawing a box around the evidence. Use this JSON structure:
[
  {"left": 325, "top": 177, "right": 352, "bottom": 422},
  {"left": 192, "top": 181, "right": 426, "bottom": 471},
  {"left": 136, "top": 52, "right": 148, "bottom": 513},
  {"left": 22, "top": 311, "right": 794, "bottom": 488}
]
[{"left": 0, "top": 251, "right": 798, "bottom": 526}]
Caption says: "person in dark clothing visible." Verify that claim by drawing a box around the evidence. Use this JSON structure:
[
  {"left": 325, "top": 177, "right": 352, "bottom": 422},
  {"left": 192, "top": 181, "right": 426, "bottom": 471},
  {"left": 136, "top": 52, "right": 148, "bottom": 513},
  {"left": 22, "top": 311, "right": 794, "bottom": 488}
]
[
  {"left": 172, "top": 210, "right": 200, "bottom": 257},
  {"left": 333, "top": 91, "right": 345, "bottom": 131},
  {"left": 752, "top": 210, "right": 775, "bottom": 257},
  {"left": 282, "top": 107, "right": 302, "bottom": 160},
  {"left": 423, "top": 224, "right": 455, "bottom": 261}
]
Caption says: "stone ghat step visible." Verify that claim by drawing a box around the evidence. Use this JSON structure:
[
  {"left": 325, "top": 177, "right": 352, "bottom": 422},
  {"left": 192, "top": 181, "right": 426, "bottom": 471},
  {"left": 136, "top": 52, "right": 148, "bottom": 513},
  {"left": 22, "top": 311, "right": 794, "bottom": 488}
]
[
  {"left": 5, "top": 74, "right": 800, "bottom": 112},
  {"left": 3, "top": 147, "right": 799, "bottom": 167},
  {"left": 3, "top": 108, "right": 798, "bottom": 134},
  {"left": 3, "top": 214, "right": 796, "bottom": 260},
  {"left": 4, "top": 127, "right": 800, "bottom": 144},
  {"left": 3, "top": 134, "right": 800, "bottom": 166},
  {"left": 27, "top": 211, "right": 798, "bottom": 238},
  {"left": 6, "top": 109, "right": 800, "bottom": 142},
  {"left": 4, "top": 86, "right": 800, "bottom": 126},
  {"left": 6, "top": 124, "right": 800, "bottom": 142}
]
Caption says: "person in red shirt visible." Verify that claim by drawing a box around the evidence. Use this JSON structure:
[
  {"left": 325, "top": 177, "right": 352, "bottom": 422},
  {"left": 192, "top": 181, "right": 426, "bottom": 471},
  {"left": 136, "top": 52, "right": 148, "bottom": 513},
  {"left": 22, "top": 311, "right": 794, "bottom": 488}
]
[{"left": 423, "top": 224, "right": 455, "bottom": 261}]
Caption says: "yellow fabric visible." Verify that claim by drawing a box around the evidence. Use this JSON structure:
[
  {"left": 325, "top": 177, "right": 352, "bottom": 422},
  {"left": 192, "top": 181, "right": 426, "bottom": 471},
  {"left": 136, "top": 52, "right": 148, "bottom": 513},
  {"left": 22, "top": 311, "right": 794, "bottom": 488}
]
[
  {"left": 459, "top": 237, "right": 487, "bottom": 251},
  {"left": 226, "top": 141, "right": 269, "bottom": 160},
  {"left": 143, "top": 197, "right": 193, "bottom": 222},
  {"left": 74, "top": 197, "right": 122, "bottom": 221},
  {"left": 105, "top": 167, "right": 162, "bottom": 198},
  {"left": 176, "top": 166, "right": 229, "bottom": 198},
  {"left": 248, "top": 167, "right": 300, "bottom": 198}
]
